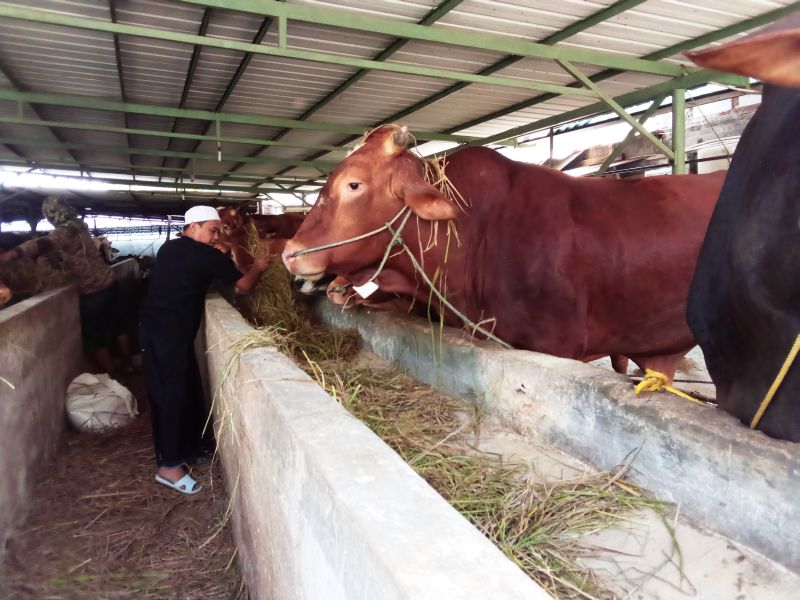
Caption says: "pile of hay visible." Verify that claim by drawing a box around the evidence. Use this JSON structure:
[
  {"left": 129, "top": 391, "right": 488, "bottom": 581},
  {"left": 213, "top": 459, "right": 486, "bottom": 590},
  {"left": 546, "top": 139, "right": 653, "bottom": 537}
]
[{"left": 233, "top": 266, "right": 672, "bottom": 599}]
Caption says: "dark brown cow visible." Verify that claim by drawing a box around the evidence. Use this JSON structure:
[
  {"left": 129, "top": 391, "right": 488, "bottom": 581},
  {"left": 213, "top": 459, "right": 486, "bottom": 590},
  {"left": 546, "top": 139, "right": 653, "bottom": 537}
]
[
  {"left": 686, "top": 16, "right": 800, "bottom": 441},
  {"left": 283, "top": 125, "right": 725, "bottom": 380},
  {"left": 217, "top": 207, "right": 305, "bottom": 271}
]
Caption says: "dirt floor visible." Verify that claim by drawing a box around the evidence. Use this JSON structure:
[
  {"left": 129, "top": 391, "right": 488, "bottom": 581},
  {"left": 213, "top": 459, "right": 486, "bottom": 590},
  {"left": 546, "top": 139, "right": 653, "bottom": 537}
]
[{"left": 0, "top": 370, "right": 244, "bottom": 600}]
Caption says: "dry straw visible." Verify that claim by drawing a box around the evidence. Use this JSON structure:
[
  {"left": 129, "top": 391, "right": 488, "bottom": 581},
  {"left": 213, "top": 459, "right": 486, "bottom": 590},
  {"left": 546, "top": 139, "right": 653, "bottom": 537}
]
[{"left": 228, "top": 267, "right": 676, "bottom": 599}]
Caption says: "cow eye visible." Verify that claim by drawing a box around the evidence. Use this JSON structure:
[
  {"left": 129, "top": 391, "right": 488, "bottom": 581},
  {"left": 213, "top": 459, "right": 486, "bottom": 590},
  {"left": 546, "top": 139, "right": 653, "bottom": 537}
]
[{"left": 348, "top": 182, "right": 360, "bottom": 191}]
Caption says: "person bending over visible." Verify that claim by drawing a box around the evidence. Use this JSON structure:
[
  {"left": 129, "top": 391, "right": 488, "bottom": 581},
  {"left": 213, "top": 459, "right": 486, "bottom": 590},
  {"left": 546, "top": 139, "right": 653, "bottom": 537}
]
[
  {"left": 0, "top": 197, "right": 131, "bottom": 373},
  {"left": 139, "top": 205, "right": 268, "bottom": 495}
]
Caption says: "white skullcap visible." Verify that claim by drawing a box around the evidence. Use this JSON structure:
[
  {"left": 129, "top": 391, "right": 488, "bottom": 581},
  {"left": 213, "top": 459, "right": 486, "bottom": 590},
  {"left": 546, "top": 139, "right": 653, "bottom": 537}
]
[{"left": 184, "top": 205, "right": 220, "bottom": 224}]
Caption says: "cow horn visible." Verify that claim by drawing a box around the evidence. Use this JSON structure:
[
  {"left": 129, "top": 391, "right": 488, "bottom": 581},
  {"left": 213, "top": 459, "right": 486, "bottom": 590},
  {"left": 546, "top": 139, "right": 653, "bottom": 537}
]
[{"left": 390, "top": 125, "right": 410, "bottom": 153}]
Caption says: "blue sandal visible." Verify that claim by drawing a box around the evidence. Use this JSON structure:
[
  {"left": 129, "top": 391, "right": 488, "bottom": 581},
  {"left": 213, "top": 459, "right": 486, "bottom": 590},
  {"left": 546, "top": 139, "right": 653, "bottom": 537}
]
[{"left": 155, "top": 472, "right": 202, "bottom": 495}]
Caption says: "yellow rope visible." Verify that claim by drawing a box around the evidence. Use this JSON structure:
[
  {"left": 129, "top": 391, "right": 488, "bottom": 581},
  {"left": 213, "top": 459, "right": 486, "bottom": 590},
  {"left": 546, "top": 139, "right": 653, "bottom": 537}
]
[
  {"left": 634, "top": 369, "right": 707, "bottom": 405},
  {"left": 750, "top": 334, "right": 800, "bottom": 430}
]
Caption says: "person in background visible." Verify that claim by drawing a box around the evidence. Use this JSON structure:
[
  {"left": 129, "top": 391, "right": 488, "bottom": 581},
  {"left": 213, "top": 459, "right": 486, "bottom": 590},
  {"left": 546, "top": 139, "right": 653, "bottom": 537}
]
[
  {"left": 138, "top": 205, "right": 268, "bottom": 495},
  {"left": 0, "top": 196, "right": 132, "bottom": 373}
]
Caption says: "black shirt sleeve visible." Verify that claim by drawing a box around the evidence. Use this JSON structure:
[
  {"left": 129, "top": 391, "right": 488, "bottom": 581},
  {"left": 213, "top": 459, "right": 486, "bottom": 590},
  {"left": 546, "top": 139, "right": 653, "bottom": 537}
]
[{"left": 202, "top": 243, "right": 243, "bottom": 286}]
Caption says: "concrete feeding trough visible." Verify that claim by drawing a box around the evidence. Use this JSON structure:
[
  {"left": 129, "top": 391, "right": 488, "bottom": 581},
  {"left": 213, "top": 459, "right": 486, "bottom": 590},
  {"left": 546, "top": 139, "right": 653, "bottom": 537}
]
[
  {"left": 201, "top": 293, "right": 550, "bottom": 599},
  {"left": 312, "top": 300, "right": 800, "bottom": 574},
  {"left": 202, "top": 290, "right": 800, "bottom": 598}
]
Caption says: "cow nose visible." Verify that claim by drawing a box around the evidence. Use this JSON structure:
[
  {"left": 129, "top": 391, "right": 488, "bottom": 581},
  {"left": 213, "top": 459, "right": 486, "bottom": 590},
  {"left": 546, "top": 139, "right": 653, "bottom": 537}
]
[{"left": 281, "top": 245, "right": 298, "bottom": 270}]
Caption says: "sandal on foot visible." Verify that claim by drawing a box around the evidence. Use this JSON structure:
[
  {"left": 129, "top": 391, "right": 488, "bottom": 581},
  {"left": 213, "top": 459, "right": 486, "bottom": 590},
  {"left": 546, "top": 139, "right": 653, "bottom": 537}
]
[{"left": 155, "top": 472, "right": 202, "bottom": 495}]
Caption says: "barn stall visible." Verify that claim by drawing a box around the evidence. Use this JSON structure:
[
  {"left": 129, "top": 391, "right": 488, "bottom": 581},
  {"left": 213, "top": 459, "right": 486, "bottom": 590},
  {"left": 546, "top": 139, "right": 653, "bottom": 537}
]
[{"left": 1, "top": 1, "right": 799, "bottom": 598}]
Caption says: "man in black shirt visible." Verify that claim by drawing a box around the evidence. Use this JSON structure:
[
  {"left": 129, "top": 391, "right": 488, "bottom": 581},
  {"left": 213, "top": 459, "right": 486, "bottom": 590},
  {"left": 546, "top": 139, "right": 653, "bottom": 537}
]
[{"left": 139, "top": 205, "right": 268, "bottom": 494}]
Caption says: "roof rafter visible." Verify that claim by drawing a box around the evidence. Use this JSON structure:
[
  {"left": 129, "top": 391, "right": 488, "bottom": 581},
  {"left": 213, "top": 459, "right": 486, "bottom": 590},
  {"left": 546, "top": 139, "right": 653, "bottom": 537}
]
[
  {"left": 0, "top": 89, "right": 477, "bottom": 144},
  {"left": 0, "top": 136, "right": 337, "bottom": 171},
  {"left": 157, "top": 7, "right": 213, "bottom": 180},
  {"left": 176, "top": 2, "right": 284, "bottom": 174},
  {"left": 181, "top": 0, "right": 685, "bottom": 76},
  {"left": 252, "top": 0, "right": 666, "bottom": 187},
  {"left": 0, "top": 64, "right": 85, "bottom": 171},
  {"left": 0, "top": 6, "right": 671, "bottom": 96},
  {"left": 217, "top": 0, "right": 467, "bottom": 183}
]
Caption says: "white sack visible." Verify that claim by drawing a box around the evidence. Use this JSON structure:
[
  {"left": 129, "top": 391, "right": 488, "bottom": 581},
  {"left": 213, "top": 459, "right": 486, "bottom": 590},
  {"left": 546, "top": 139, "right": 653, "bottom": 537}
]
[{"left": 66, "top": 373, "right": 138, "bottom": 432}]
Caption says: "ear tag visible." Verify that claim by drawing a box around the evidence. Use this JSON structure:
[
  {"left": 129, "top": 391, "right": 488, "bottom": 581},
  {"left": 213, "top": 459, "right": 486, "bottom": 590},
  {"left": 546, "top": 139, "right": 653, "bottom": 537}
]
[{"left": 353, "top": 281, "right": 379, "bottom": 298}]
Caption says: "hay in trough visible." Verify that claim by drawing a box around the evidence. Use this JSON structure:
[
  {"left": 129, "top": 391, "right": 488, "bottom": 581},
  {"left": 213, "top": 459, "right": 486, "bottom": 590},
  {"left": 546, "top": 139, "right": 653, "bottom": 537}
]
[
  {"left": 226, "top": 269, "right": 673, "bottom": 599},
  {"left": 238, "top": 261, "right": 360, "bottom": 364}
]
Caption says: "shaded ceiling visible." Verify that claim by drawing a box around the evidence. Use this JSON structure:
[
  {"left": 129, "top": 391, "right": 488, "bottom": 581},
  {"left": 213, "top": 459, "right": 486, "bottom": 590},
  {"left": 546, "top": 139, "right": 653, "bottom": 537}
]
[{"left": 0, "top": 0, "right": 796, "bottom": 221}]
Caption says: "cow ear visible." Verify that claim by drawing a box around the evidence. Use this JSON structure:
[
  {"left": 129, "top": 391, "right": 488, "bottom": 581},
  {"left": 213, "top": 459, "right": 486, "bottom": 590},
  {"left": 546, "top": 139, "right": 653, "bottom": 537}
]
[
  {"left": 383, "top": 125, "right": 410, "bottom": 156},
  {"left": 401, "top": 182, "right": 459, "bottom": 221},
  {"left": 687, "top": 28, "right": 800, "bottom": 87}
]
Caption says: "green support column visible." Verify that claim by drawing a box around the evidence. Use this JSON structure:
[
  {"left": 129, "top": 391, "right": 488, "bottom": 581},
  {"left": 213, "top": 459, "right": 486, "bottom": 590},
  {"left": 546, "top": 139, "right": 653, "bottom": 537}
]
[{"left": 672, "top": 89, "right": 686, "bottom": 174}]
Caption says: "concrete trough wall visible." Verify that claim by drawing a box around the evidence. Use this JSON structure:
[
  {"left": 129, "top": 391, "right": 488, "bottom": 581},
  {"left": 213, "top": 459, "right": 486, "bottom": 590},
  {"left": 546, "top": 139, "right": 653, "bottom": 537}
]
[
  {"left": 315, "top": 300, "right": 800, "bottom": 572},
  {"left": 0, "top": 287, "right": 83, "bottom": 557},
  {"left": 0, "top": 258, "right": 139, "bottom": 559},
  {"left": 202, "top": 293, "right": 550, "bottom": 600}
]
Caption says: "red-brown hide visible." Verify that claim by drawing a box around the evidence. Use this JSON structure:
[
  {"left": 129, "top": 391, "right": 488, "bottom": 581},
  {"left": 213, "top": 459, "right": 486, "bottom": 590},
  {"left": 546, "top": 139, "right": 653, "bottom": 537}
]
[
  {"left": 217, "top": 207, "right": 304, "bottom": 271},
  {"left": 284, "top": 125, "right": 726, "bottom": 380}
]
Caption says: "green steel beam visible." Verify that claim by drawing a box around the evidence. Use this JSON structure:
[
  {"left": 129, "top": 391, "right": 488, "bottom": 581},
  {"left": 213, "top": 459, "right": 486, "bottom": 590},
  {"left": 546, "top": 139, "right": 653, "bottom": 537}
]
[
  {"left": 159, "top": 7, "right": 212, "bottom": 179},
  {"left": 0, "top": 89, "right": 476, "bottom": 144},
  {"left": 464, "top": 68, "right": 748, "bottom": 149},
  {"left": 597, "top": 94, "right": 667, "bottom": 175},
  {"left": 0, "top": 64, "right": 83, "bottom": 170},
  {"left": 0, "top": 117, "right": 345, "bottom": 153},
  {"left": 0, "top": 136, "right": 337, "bottom": 171},
  {"left": 0, "top": 6, "right": 606, "bottom": 98},
  {"left": 446, "top": 5, "right": 798, "bottom": 136},
  {"left": 178, "top": 10, "right": 281, "bottom": 174},
  {"left": 557, "top": 59, "right": 675, "bottom": 159},
  {"left": 672, "top": 89, "right": 686, "bottom": 175},
  {"left": 109, "top": 0, "right": 137, "bottom": 178},
  {"left": 0, "top": 171, "right": 287, "bottom": 195},
  {"left": 253, "top": 0, "right": 644, "bottom": 188},
  {"left": 182, "top": 0, "right": 685, "bottom": 76},
  {"left": 219, "top": 0, "right": 466, "bottom": 182},
  {"left": 0, "top": 157, "right": 324, "bottom": 186}
]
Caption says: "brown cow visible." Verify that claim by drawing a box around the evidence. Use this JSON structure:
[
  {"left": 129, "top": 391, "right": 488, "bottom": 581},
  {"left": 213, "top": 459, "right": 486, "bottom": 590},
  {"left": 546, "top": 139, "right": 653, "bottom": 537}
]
[
  {"left": 283, "top": 125, "right": 726, "bottom": 380},
  {"left": 217, "top": 207, "right": 305, "bottom": 271}
]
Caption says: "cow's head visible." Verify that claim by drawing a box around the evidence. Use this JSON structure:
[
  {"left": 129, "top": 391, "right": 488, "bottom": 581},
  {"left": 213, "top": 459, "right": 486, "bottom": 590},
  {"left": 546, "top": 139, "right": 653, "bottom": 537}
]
[
  {"left": 686, "top": 15, "right": 800, "bottom": 87},
  {"left": 282, "top": 124, "right": 459, "bottom": 282},
  {"left": 217, "top": 206, "right": 245, "bottom": 238}
]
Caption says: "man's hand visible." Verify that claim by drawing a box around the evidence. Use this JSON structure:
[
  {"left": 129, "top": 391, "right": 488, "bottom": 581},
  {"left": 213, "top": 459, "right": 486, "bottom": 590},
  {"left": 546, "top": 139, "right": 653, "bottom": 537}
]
[{"left": 252, "top": 255, "right": 270, "bottom": 272}]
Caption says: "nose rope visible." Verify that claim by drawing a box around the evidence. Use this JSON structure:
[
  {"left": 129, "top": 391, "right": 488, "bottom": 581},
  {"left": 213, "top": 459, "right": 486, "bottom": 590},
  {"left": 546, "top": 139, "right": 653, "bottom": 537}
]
[
  {"left": 291, "top": 204, "right": 512, "bottom": 350},
  {"left": 288, "top": 206, "right": 412, "bottom": 258}
]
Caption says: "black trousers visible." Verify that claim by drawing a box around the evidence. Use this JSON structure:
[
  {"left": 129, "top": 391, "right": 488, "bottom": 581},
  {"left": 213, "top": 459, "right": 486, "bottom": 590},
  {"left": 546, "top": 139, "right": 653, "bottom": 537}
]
[{"left": 139, "top": 326, "right": 211, "bottom": 468}]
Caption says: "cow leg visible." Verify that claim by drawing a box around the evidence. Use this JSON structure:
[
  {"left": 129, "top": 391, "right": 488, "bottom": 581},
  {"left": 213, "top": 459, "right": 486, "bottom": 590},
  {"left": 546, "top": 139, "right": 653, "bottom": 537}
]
[
  {"left": 628, "top": 352, "right": 687, "bottom": 384},
  {"left": 610, "top": 354, "right": 629, "bottom": 375}
]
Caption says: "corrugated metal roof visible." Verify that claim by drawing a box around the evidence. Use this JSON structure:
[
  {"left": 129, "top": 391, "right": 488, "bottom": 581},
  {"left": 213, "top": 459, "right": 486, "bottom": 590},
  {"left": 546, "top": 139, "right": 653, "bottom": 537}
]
[{"left": 0, "top": 0, "right": 796, "bottom": 218}]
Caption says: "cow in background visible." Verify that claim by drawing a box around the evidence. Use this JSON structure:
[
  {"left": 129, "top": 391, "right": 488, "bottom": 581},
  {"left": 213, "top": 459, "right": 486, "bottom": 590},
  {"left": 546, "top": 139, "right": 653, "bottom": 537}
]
[
  {"left": 686, "top": 15, "right": 800, "bottom": 441},
  {"left": 217, "top": 206, "right": 305, "bottom": 271},
  {"left": 283, "top": 125, "right": 725, "bottom": 381},
  {"left": 93, "top": 235, "right": 118, "bottom": 264}
]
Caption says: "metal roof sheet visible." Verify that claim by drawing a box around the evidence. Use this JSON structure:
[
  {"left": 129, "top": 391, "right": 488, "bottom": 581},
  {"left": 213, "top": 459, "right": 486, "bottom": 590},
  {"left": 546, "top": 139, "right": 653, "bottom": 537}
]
[{"left": 0, "top": 0, "right": 796, "bottom": 219}]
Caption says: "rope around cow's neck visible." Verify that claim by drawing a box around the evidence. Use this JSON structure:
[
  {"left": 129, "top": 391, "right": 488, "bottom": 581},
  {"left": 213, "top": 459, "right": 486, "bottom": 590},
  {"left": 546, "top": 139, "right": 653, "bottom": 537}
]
[
  {"left": 749, "top": 333, "right": 800, "bottom": 429},
  {"left": 289, "top": 204, "right": 512, "bottom": 349},
  {"left": 381, "top": 221, "right": 513, "bottom": 349}
]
